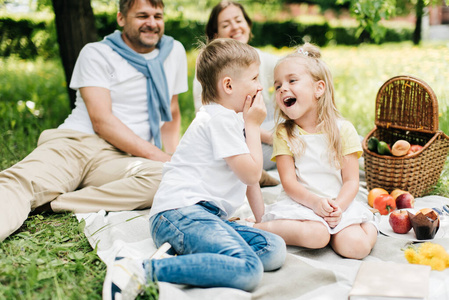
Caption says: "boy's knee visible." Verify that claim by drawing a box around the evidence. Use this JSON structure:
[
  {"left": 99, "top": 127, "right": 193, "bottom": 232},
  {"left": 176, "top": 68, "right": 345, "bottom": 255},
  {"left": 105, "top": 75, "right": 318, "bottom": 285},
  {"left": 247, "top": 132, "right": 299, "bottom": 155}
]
[
  {"left": 238, "top": 258, "right": 264, "bottom": 292},
  {"left": 263, "top": 234, "right": 286, "bottom": 271}
]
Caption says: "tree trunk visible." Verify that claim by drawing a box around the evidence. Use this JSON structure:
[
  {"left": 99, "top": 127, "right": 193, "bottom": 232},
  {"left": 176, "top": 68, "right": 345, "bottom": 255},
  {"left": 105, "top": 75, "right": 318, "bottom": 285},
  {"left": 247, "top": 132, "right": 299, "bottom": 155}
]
[
  {"left": 413, "top": 0, "right": 424, "bottom": 45},
  {"left": 52, "top": 0, "right": 98, "bottom": 109}
]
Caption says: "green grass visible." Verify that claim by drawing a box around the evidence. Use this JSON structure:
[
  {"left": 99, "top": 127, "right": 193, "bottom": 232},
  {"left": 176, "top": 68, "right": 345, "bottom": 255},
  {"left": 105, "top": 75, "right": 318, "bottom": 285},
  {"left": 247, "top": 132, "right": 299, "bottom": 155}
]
[
  {"left": 1, "top": 41, "right": 449, "bottom": 298},
  {"left": 0, "top": 213, "right": 105, "bottom": 299},
  {"left": 0, "top": 57, "right": 70, "bottom": 169}
]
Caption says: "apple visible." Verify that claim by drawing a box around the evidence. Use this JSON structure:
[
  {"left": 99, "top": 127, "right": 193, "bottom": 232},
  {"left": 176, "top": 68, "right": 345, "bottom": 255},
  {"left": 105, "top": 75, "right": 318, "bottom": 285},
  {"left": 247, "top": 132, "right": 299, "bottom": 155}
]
[
  {"left": 390, "top": 189, "right": 407, "bottom": 201},
  {"left": 396, "top": 192, "right": 415, "bottom": 209},
  {"left": 407, "top": 145, "right": 423, "bottom": 155},
  {"left": 377, "top": 141, "right": 392, "bottom": 155},
  {"left": 389, "top": 210, "right": 412, "bottom": 234}
]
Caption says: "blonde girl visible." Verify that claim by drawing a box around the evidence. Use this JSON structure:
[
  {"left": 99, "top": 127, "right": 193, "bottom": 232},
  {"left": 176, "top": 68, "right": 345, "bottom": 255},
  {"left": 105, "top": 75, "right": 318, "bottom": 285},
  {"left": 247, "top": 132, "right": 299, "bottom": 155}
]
[{"left": 254, "top": 43, "right": 377, "bottom": 259}]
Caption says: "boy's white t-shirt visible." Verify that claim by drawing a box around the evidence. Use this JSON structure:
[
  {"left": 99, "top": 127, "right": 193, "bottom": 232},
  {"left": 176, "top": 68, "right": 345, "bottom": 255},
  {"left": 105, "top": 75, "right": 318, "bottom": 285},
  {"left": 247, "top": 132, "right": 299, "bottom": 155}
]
[
  {"left": 149, "top": 103, "right": 250, "bottom": 219},
  {"left": 59, "top": 40, "right": 188, "bottom": 142}
]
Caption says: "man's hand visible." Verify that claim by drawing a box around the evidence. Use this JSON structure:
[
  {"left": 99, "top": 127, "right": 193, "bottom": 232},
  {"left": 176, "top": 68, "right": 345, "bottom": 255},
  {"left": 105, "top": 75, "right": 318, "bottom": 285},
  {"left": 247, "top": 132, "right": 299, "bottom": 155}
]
[{"left": 81, "top": 86, "right": 171, "bottom": 162}]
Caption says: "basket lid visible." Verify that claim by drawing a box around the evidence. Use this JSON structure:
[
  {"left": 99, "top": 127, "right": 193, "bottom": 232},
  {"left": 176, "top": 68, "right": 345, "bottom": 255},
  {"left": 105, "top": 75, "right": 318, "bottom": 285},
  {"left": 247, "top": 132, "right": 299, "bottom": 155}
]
[{"left": 374, "top": 75, "right": 439, "bottom": 133}]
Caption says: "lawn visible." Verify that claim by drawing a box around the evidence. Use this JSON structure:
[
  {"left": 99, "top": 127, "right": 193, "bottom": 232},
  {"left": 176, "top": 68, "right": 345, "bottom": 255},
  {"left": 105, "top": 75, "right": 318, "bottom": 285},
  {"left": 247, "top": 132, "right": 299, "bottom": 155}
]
[{"left": 1, "top": 41, "right": 448, "bottom": 299}]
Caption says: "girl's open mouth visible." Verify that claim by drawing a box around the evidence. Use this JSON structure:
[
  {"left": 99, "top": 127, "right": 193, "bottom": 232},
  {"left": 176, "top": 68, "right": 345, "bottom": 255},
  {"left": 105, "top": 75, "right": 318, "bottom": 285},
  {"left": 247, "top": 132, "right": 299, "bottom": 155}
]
[{"left": 284, "top": 97, "right": 296, "bottom": 107}]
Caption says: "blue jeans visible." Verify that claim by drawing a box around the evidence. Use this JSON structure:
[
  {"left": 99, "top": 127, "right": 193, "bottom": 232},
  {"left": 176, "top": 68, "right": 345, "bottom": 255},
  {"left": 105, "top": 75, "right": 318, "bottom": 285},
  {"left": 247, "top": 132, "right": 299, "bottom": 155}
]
[{"left": 147, "top": 201, "right": 286, "bottom": 291}]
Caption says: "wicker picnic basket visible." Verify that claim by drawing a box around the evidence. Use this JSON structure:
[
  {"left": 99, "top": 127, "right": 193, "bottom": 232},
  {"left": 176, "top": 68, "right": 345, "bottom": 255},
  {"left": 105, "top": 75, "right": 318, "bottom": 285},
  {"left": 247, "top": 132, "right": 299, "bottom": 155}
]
[{"left": 362, "top": 75, "right": 449, "bottom": 197}]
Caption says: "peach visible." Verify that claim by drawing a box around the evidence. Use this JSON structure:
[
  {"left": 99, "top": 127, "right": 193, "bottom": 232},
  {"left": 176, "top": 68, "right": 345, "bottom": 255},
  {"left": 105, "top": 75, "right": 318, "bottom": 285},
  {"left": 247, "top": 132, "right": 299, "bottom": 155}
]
[{"left": 391, "top": 140, "right": 411, "bottom": 156}]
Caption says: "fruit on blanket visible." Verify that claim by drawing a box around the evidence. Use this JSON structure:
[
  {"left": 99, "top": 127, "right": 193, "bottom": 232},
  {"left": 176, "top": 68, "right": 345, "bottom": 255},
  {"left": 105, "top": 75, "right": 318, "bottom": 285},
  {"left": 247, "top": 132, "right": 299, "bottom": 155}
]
[
  {"left": 396, "top": 192, "right": 415, "bottom": 209},
  {"left": 407, "top": 145, "right": 423, "bottom": 155},
  {"left": 367, "top": 137, "right": 379, "bottom": 152},
  {"left": 389, "top": 210, "right": 412, "bottom": 234},
  {"left": 377, "top": 141, "right": 392, "bottom": 155},
  {"left": 368, "top": 188, "right": 389, "bottom": 207},
  {"left": 390, "top": 189, "right": 407, "bottom": 201},
  {"left": 391, "top": 140, "right": 411, "bottom": 156},
  {"left": 373, "top": 194, "right": 396, "bottom": 215}
]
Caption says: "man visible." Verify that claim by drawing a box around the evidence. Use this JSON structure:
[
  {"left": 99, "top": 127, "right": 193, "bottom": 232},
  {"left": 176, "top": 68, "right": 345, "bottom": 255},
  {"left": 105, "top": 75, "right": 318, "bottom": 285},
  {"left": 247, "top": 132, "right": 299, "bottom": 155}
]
[{"left": 0, "top": 0, "right": 188, "bottom": 242}]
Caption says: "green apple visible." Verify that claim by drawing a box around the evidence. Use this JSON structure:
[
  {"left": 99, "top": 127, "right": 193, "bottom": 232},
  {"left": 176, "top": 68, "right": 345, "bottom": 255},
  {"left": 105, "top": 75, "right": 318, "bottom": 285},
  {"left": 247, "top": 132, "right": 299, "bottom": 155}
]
[
  {"left": 377, "top": 141, "right": 392, "bottom": 155},
  {"left": 367, "top": 137, "right": 379, "bottom": 152}
]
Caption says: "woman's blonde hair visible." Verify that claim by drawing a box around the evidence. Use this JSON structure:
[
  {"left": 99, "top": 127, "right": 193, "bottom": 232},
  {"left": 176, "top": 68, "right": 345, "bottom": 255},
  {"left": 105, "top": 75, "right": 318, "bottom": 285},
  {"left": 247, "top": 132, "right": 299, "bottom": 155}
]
[
  {"left": 196, "top": 38, "right": 259, "bottom": 105},
  {"left": 275, "top": 43, "right": 344, "bottom": 168}
]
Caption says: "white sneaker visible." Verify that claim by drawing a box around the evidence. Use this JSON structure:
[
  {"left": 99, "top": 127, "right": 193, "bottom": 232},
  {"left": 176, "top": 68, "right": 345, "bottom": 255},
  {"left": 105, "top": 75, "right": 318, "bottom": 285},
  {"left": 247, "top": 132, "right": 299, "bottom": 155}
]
[
  {"left": 102, "top": 257, "right": 146, "bottom": 300},
  {"left": 103, "top": 242, "right": 172, "bottom": 300},
  {"left": 150, "top": 242, "right": 172, "bottom": 260}
]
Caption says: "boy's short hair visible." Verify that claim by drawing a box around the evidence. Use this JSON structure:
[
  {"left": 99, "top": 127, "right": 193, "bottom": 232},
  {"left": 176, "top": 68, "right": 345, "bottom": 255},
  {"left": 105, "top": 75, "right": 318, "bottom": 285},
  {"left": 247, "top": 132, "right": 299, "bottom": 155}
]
[
  {"left": 119, "top": 0, "right": 164, "bottom": 16},
  {"left": 196, "top": 38, "right": 259, "bottom": 105}
]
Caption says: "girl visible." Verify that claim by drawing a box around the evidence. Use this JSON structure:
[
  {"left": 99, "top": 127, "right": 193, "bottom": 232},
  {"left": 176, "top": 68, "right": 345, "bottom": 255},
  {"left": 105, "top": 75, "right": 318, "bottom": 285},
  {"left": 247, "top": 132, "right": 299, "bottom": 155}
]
[{"left": 254, "top": 43, "right": 378, "bottom": 259}]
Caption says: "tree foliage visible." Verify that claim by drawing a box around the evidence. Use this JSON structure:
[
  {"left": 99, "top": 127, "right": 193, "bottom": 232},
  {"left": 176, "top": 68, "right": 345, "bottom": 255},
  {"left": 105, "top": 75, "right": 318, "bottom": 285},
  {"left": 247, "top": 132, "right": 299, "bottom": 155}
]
[
  {"left": 338, "top": 0, "right": 449, "bottom": 44},
  {"left": 337, "top": 0, "right": 396, "bottom": 43}
]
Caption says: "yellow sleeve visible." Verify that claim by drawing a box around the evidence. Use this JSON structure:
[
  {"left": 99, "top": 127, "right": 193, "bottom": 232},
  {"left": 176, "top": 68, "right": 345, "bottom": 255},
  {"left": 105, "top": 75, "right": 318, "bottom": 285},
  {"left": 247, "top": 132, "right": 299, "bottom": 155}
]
[
  {"left": 271, "top": 127, "right": 293, "bottom": 162},
  {"left": 340, "top": 120, "right": 363, "bottom": 158}
]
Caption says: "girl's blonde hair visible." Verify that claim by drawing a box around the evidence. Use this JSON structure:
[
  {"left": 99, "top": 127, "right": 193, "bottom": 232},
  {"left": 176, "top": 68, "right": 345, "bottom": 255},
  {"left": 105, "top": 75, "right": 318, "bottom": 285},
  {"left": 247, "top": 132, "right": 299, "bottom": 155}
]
[{"left": 275, "top": 43, "right": 344, "bottom": 168}]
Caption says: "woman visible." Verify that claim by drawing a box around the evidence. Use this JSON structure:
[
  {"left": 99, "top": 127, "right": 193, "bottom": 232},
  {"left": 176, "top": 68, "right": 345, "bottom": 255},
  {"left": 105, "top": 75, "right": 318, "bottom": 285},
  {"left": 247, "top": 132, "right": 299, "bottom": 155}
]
[{"left": 193, "top": 1, "right": 279, "bottom": 185}]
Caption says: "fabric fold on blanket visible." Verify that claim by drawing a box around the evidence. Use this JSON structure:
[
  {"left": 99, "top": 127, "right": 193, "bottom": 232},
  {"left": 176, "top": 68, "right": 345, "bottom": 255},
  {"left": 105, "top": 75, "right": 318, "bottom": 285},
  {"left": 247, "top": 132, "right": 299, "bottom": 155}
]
[{"left": 76, "top": 170, "right": 449, "bottom": 300}]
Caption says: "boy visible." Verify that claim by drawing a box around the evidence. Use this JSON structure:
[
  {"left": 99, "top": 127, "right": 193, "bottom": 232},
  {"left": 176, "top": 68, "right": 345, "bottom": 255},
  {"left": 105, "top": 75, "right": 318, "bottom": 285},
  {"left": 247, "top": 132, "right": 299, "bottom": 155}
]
[{"left": 103, "top": 38, "right": 286, "bottom": 300}]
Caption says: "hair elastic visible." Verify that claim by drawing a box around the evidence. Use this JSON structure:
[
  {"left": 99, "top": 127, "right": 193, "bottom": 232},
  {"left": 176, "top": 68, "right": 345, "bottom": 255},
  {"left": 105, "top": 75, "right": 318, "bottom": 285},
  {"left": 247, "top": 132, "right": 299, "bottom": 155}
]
[{"left": 297, "top": 48, "right": 309, "bottom": 56}]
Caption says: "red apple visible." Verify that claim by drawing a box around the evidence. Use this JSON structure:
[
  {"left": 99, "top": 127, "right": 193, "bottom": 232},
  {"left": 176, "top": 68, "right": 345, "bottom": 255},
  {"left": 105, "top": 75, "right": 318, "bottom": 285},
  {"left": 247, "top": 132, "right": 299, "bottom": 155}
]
[
  {"left": 395, "top": 192, "right": 415, "bottom": 209},
  {"left": 407, "top": 145, "right": 423, "bottom": 155},
  {"left": 389, "top": 210, "right": 412, "bottom": 234}
]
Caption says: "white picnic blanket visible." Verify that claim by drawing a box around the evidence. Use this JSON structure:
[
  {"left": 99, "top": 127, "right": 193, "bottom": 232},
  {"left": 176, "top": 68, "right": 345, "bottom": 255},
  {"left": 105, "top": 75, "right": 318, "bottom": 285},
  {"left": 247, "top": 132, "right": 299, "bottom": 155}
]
[{"left": 76, "top": 170, "right": 449, "bottom": 300}]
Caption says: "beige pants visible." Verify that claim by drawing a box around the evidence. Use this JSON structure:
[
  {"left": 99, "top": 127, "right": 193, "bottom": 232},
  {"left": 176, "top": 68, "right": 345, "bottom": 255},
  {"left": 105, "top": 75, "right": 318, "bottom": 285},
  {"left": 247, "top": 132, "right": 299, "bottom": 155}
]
[{"left": 0, "top": 129, "right": 163, "bottom": 242}]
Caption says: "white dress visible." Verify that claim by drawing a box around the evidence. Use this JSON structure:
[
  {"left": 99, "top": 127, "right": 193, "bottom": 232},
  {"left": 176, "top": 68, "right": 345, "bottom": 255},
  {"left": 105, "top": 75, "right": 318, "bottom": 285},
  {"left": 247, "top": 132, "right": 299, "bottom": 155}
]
[{"left": 262, "top": 126, "right": 376, "bottom": 234}]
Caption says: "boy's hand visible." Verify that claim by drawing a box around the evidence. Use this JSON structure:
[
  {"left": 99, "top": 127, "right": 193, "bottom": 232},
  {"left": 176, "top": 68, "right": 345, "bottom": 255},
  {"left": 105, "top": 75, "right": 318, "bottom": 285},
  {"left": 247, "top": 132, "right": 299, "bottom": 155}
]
[{"left": 243, "top": 90, "right": 266, "bottom": 127}]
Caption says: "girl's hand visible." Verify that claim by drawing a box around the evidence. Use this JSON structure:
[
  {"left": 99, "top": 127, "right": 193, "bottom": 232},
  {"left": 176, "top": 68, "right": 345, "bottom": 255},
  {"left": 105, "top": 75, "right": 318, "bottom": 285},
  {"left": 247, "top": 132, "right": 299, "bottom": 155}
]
[
  {"left": 243, "top": 90, "right": 266, "bottom": 127},
  {"left": 324, "top": 200, "right": 342, "bottom": 228},
  {"left": 312, "top": 198, "right": 334, "bottom": 218},
  {"left": 246, "top": 216, "right": 256, "bottom": 223}
]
